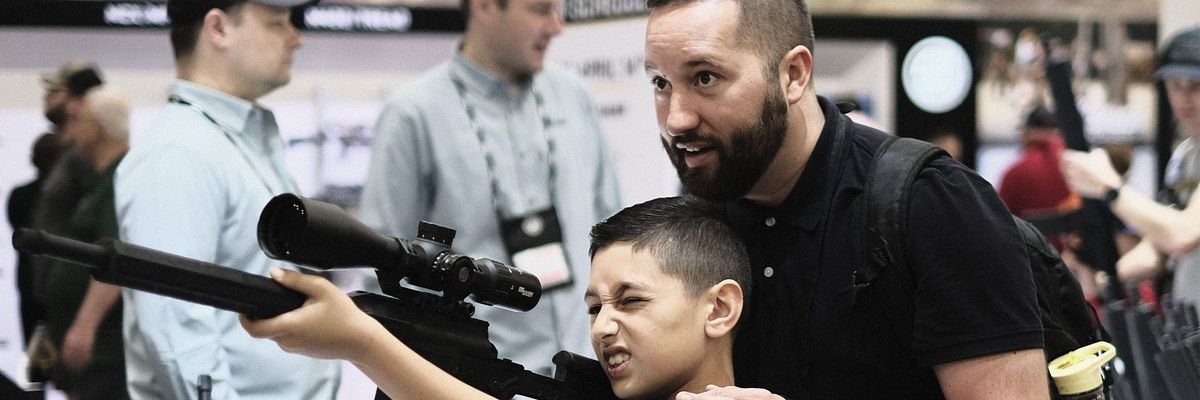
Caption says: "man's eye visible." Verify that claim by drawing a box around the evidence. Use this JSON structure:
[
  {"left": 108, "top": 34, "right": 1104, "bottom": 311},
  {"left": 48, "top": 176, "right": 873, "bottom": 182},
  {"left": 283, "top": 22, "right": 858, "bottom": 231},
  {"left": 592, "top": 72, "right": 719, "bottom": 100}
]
[
  {"left": 696, "top": 72, "right": 717, "bottom": 87},
  {"left": 651, "top": 77, "right": 670, "bottom": 91},
  {"left": 587, "top": 304, "right": 601, "bottom": 315}
]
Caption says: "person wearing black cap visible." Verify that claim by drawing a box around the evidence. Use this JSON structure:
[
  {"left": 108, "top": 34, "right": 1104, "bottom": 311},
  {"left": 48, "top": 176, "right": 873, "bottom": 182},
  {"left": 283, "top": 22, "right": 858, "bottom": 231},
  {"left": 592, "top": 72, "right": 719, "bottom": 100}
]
[
  {"left": 1062, "top": 27, "right": 1200, "bottom": 306},
  {"left": 22, "top": 61, "right": 105, "bottom": 384},
  {"left": 40, "top": 86, "right": 132, "bottom": 400},
  {"left": 33, "top": 61, "right": 104, "bottom": 243},
  {"left": 112, "top": 1, "right": 340, "bottom": 399}
]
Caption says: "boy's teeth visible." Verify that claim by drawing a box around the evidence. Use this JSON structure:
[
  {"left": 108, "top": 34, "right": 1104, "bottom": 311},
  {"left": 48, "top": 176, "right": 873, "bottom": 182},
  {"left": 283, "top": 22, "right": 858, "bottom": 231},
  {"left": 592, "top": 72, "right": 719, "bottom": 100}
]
[{"left": 607, "top": 353, "right": 629, "bottom": 367}]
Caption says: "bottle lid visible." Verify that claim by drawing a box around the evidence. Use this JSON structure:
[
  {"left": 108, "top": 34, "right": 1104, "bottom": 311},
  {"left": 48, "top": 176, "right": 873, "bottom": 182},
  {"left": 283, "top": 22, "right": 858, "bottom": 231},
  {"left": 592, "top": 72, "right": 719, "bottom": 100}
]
[{"left": 1048, "top": 341, "right": 1117, "bottom": 395}]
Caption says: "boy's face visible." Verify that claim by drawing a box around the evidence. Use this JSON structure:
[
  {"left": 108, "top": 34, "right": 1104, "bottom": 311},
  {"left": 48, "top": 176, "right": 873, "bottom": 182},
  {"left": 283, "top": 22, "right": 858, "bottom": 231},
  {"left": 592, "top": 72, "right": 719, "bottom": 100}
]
[{"left": 586, "top": 243, "right": 710, "bottom": 400}]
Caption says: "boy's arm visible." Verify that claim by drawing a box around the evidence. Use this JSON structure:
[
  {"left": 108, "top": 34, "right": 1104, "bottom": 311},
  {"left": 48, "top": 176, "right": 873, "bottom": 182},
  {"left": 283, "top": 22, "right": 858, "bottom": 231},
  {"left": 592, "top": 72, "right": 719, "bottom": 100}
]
[{"left": 241, "top": 268, "right": 495, "bottom": 400}]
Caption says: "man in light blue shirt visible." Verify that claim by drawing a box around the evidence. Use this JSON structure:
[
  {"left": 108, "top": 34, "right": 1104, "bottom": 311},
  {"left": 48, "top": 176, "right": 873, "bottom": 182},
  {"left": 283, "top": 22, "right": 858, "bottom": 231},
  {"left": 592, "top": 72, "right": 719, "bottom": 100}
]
[
  {"left": 114, "top": 1, "right": 340, "bottom": 398},
  {"left": 360, "top": 0, "right": 622, "bottom": 376}
]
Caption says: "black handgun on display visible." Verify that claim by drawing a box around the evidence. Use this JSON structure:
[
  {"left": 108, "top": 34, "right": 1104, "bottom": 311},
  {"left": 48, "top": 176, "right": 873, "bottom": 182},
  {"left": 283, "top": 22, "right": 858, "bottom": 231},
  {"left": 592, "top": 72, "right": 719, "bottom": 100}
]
[{"left": 12, "top": 193, "right": 617, "bottom": 400}]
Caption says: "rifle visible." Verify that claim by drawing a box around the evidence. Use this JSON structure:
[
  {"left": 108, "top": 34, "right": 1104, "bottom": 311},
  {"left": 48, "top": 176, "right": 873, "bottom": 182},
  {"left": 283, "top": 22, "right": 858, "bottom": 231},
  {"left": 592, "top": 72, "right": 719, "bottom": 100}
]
[
  {"left": 12, "top": 193, "right": 617, "bottom": 400},
  {"left": 1026, "top": 57, "right": 1126, "bottom": 303}
]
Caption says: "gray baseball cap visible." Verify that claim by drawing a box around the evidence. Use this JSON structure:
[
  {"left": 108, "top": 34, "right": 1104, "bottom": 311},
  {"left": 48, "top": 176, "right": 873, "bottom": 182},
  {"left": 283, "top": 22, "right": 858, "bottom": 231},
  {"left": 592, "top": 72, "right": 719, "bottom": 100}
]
[{"left": 1156, "top": 28, "right": 1200, "bottom": 81}]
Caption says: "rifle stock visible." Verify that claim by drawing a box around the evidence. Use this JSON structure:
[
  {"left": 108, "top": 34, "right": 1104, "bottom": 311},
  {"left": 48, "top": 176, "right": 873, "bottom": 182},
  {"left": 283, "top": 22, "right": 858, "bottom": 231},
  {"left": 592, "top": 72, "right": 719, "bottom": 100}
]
[{"left": 1042, "top": 58, "right": 1126, "bottom": 302}]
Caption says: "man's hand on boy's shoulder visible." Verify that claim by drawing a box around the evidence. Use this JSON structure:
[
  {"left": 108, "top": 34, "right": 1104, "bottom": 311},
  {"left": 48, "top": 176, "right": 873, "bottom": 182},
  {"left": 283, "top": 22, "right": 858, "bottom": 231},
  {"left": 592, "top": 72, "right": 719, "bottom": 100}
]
[{"left": 677, "top": 384, "right": 786, "bottom": 400}]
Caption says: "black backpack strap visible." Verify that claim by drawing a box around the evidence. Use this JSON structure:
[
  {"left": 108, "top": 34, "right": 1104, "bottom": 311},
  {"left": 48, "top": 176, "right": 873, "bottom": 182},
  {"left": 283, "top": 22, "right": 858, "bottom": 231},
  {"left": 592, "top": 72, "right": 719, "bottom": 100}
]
[{"left": 851, "top": 136, "right": 946, "bottom": 307}]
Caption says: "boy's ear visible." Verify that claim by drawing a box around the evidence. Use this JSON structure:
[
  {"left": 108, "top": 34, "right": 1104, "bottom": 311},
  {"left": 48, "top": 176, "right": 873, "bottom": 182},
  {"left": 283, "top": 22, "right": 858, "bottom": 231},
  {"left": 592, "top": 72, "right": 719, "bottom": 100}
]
[{"left": 703, "top": 279, "right": 744, "bottom": 339}]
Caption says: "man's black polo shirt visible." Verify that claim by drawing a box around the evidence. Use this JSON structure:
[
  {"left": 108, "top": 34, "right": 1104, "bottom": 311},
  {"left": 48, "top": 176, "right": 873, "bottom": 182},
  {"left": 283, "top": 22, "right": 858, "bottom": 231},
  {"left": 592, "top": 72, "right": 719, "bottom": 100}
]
[{"left": 727, "top": 97, "right": 1043, "bottom": 399}]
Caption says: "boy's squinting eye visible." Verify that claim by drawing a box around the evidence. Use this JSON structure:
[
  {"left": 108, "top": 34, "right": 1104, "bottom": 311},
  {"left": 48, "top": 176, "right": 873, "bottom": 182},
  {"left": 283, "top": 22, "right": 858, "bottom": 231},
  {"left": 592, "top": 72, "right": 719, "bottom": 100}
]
[{"left": 619, "top": 297, "right": 646, "bottom": 306}]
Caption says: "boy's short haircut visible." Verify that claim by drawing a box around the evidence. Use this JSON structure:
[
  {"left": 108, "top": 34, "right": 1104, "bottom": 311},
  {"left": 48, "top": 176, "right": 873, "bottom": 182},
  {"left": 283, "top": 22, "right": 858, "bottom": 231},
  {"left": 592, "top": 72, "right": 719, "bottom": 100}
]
[{"left": 589, "top": 196, "right": 752, "bottom": 304}]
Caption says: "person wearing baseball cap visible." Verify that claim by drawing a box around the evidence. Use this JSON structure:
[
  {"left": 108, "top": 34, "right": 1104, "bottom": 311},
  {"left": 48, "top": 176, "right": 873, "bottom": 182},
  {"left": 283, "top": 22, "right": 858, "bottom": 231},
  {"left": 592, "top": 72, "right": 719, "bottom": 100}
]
[
  {"left": 25, "top": 60, "right": 106, "bottom": 391},
  {"left": 114, "top": 1, "right": 340, "bottom": 399},
  {"left": 41, "top": 61, "right": 103, "bottom": 126},
  {"left": 1061, "top": 27, "right": 1200, "bottom": 306}
]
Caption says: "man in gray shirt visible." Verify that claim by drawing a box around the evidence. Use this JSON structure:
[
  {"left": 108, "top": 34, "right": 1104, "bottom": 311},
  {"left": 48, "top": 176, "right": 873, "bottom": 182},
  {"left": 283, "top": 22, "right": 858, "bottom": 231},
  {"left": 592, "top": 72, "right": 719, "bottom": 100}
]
[
  {"left": 360, "top": 0, "right": 622, "bottom": 376},
  {"left": 114, "top": 1, "right": 340, "bottom": 398}
]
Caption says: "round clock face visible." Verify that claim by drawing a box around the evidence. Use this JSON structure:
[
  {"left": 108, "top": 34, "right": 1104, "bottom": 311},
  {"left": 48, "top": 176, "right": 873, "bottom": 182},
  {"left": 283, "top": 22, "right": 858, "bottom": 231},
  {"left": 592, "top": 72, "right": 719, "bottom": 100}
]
[{"left": 901, "top": 36, "right": 973, "bottom": 114}]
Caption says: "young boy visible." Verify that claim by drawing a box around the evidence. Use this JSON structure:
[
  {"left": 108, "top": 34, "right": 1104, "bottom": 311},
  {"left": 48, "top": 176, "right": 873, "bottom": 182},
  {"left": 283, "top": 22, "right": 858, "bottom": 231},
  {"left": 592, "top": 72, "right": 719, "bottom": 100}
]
[{"left": 241, "top": 196, "right": 753, "bottom": 400}]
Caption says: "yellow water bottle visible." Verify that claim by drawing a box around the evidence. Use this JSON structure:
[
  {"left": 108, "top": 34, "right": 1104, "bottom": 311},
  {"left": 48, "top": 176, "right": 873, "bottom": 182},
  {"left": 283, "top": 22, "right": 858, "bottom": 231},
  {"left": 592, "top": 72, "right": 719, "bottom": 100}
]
[{"left": 1047, "top": 341, "right": 1117, "bottom": 400}]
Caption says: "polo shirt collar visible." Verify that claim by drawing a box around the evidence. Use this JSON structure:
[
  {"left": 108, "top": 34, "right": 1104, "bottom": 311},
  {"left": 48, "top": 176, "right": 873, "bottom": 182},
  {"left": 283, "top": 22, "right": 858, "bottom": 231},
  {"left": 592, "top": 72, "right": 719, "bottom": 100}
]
[
  {"left": 169, "top": 80, "right": 260, "bottom": 137},
  {"left": 450, "top": 51, "right": 532, "bottom": 100},
  {"left": 729, "top": 96, "right": 850, "bottom": 232}
]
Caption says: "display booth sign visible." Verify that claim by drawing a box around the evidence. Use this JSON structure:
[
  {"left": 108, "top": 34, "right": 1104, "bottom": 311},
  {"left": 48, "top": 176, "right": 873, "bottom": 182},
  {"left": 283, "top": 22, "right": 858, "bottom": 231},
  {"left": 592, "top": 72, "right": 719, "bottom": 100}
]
[{"left": 564, "top": 0, "right": 647, "bottom": 23}]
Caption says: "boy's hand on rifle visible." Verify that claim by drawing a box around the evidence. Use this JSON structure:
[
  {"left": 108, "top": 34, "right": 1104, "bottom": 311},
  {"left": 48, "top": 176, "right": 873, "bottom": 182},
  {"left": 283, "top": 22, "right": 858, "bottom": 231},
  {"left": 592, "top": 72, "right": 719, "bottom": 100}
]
[{"left": 240, "top": 268, "right": 390, "bottom": 364}]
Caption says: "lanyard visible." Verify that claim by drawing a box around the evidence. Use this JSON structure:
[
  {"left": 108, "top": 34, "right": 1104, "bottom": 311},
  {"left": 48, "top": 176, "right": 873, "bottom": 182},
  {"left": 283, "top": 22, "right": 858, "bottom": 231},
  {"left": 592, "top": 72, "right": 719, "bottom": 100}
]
[
  {"left": 167, "top": 95, "right": 292, "bottom": 195},
  {"left": 449, "top": 72, "right": 557, "bottom": 218}
]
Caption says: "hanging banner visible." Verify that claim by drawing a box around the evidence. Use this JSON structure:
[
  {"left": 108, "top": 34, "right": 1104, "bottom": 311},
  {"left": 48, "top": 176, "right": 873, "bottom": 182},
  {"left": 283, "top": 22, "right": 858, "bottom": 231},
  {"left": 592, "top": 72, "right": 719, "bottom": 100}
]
[
  {"left": 0, "top": 1, "right": 464, "bottom": 33},
  {"left": 564, "top": 0, "right": 647, "bottom": 23}
]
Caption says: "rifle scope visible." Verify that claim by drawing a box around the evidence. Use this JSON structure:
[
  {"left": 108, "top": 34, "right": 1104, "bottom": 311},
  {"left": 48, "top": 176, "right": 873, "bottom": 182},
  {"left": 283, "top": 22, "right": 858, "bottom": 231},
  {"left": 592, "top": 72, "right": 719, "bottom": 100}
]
[{"left": 257, "top": 193, "right": 541, "bottom": 312}]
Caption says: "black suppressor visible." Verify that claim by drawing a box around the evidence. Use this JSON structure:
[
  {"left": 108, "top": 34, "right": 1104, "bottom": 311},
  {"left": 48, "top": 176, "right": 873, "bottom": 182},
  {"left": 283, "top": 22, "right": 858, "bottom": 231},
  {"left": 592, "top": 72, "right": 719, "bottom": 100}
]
[{"left": 257, "top": 193, "right": 541, "bottom": 313}]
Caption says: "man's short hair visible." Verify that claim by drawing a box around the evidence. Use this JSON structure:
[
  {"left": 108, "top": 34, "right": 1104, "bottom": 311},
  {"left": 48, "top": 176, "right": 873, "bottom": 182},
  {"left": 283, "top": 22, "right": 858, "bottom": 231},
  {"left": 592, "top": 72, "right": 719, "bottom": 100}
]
[
  {"left": 82, "top": 86, "right": 131, "bottom": 141},
  {"left": 646, "top": 0, "right": 814, "bottom": 79},
  {"left": 460, "top": 0, "right": 510, "bottom": 24},
  {"left": 168, "top": 0, "right": 309, "bottom": 59},
  {"left": 589, "top": 196, "right": 752, "bottom": 304},
  {"left": 169, "top": 1, "right": 247, "bottom": 59}
]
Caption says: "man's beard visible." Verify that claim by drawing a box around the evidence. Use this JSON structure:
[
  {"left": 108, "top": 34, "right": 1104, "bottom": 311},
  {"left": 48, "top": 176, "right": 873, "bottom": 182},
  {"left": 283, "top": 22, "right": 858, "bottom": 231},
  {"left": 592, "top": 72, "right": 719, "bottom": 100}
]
[{"left": 662, "top": 85, "right": 789, "bottom": 202}]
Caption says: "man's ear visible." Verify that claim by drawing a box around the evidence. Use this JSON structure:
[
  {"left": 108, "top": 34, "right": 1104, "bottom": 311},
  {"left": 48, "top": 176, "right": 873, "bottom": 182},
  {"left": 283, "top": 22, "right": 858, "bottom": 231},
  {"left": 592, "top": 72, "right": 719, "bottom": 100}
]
[
  {"left": 703, "top": 279, "right": 744, "bottom": 339},
  {"left": 201, "top": 9, "right": 235, "bottom": 50},
  {"left": 777, "top": 45, "right": 814, "bottom": 105}
]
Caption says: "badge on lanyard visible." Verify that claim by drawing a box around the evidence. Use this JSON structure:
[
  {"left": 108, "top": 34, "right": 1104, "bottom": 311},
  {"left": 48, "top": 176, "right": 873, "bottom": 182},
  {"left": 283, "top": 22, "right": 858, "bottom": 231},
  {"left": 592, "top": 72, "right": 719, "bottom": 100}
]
[{"left": 500, "top": 206, "right": 572, "bottom": 291}]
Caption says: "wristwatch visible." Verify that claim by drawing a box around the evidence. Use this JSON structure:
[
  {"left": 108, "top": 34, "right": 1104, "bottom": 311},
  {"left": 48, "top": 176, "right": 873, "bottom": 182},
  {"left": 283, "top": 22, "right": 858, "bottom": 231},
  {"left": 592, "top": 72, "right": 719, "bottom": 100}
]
[{"left": 1103, "top": 186, "right": 1122, "bottom": 207}]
